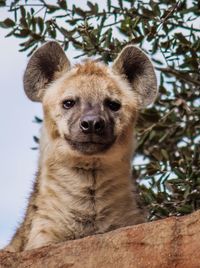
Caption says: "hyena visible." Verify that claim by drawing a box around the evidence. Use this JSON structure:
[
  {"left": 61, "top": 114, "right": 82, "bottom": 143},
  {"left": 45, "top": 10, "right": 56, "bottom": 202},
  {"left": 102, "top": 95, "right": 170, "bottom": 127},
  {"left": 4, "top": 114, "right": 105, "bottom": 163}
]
[{"left": 4, "top": 42, "right": 157, "bottom": 252}]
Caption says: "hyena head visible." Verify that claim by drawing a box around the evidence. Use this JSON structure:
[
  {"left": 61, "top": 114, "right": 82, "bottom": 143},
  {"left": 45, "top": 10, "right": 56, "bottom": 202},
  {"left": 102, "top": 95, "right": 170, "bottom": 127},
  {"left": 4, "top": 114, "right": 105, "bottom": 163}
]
[{"left": 23, "top": 42, "right": 157, "bottom": 161}]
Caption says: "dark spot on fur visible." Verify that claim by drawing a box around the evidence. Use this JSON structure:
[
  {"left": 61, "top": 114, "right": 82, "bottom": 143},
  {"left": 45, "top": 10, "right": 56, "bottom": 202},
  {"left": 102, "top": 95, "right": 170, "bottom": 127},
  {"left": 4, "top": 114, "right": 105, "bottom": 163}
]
[
  {"left": 32, "top": 205, "right": 38, "bottom": 211},
  {"left": 88, "top": 188, "right": 95, "bottom": 196}
]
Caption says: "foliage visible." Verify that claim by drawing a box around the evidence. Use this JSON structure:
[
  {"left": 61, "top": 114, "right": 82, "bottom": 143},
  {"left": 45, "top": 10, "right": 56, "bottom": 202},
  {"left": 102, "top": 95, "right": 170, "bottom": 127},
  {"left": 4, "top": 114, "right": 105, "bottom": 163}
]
[{"left": 1, "top": 0, "right": 200, "bottom": 220}]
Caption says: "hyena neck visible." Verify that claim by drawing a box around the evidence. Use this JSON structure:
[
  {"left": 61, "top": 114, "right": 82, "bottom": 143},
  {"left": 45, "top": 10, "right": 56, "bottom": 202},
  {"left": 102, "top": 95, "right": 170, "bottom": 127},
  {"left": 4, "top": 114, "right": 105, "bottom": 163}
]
[
  {"left": 29, "top": 128, "right": 144, "bottom": 243},
  {"left": 37, "top": 145, "right": 142, "bottom": 239},
  {"left": 38, "top": 127, "right": 135, "bottom": 195},
  {"left": 39, "top": 125, "right": 135, "bottom": 179},
  {"left": 40, "top": 140, "right": 133, "bottom": 186}
]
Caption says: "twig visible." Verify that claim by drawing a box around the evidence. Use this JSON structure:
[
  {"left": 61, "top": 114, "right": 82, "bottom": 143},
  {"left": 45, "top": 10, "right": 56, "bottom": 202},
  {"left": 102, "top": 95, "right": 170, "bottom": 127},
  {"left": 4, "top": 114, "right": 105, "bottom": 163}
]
[
  {"left": 139, "top": 108, "right": 176, "bottom": 135},
  {"left": 157, "top": 67, "right": 200, "bottom": 87},
  {"left": 157, "top": 0, "right": 181, "bottom": 33}
]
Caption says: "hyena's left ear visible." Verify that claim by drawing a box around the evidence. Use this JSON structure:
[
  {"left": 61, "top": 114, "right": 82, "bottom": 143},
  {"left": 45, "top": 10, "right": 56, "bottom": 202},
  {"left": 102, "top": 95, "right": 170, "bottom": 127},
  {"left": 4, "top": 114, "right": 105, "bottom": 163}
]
[
  {"left": 23, "top": 41, "right": 70, "bottom": 102},
  {"left": 112, "top": 45, "right": 157, "bottom": 107}
]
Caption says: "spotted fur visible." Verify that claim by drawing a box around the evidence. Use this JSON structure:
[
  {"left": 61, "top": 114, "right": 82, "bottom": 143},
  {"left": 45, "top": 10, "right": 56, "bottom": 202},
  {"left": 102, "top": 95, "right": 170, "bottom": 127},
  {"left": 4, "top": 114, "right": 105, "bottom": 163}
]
[{"left": 4, "top": 42, "right": 157, "bottom": 252}]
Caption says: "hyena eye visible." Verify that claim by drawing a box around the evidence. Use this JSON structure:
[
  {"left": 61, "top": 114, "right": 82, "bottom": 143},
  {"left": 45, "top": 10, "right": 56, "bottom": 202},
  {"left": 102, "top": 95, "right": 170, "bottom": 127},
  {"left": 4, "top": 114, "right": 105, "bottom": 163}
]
[
  {"left": 105, "top": 99, "right": 121, "bottom": 112},
  {"left": 62, "top": 99, "right": 75, "bottom": 109}
]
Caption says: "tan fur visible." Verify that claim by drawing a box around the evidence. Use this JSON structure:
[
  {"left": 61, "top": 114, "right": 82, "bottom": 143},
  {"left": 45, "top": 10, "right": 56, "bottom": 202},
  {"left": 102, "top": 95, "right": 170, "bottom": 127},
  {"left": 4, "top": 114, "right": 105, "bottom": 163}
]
[
  {"left": 75, "top": 61, "right": 108, "bottom": 76},
  {"left": 4, "top": 42, "right": 157, "bottom": 252}
]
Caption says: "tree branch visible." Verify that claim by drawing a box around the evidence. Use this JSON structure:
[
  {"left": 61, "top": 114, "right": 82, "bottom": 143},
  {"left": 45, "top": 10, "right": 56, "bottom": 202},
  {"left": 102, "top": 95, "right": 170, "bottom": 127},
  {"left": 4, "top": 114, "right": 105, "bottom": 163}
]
[{"left": 156, "top": 67, "right": 200, "bottom": 87}]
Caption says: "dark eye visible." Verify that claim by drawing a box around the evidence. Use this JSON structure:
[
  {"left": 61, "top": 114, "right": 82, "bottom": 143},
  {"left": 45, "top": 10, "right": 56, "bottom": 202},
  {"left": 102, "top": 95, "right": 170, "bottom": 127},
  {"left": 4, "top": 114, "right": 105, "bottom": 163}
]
[
  {"left": 105, "top": 100, "right": 121, "bottom": 112},
  {"left": 62, "top": 99, "right": 75, "bottom": 109}
]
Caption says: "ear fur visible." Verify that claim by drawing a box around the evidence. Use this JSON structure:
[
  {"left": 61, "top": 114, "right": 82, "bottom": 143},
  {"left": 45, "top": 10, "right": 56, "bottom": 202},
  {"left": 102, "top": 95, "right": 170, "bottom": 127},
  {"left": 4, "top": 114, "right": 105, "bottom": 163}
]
[
  {"left": 23, "top": 41, "right": 70, "bottom": 102},
  {"left": 112, "top": 45, "right": 157, "bottom": 107}
]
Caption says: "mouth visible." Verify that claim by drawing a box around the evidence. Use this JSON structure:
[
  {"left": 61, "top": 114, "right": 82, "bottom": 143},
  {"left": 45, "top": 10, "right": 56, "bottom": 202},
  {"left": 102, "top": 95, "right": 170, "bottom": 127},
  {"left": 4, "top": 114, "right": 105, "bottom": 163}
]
[{"left": 64, "top": 135, "right": 116, "bottom": 154}]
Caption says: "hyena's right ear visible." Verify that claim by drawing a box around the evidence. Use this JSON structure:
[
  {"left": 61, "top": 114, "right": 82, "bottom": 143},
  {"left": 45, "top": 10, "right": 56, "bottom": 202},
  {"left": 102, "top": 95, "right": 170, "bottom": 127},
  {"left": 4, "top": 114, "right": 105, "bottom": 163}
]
[
  {"left": 23, "top": 41, "right": 70, "bottom": 102},
  {"left": 112, "top": 45, "right": 157, "bottom": 108}
]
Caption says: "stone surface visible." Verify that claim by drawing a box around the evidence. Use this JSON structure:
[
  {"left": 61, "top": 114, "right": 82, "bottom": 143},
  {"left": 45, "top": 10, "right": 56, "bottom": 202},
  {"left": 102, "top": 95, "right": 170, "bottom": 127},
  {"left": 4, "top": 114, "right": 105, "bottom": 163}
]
[{"left": 1, "top": 210, "right": 200, "bottom": 268}]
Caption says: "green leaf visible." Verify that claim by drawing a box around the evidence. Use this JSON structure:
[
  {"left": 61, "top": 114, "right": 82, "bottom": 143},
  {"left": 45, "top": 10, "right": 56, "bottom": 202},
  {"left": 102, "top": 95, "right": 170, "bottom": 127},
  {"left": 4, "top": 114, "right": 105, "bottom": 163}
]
[
  {"left": 33, "top": 116, "right": 43, "bottom": 123},
  {"left": 0, "top": 0, "right": 6, "bottom": 7},
  {"left": 57, "top": 0, "right": 67, "bottom": 10},
  {"left": 37, "top": 17, "right": 44, "bottom": 33},
  {"left": 20, "top": 5, "right": 26, "bottom": 18},
  {"left": 107, "top": 0, "right": 111, "bottom": 12},
  {"left": 46, "top": 4, "right": 59, "bottom": 14},
  {"left": 19, "top": 17, "right": 28, "bottom": 28},
  {"left": 27, "top": 44, "right": 38, "bottom": 56},
  {"left": 177, "top": 205, "right": 193, "bottom": 214},
  {"left": 0, "top": 18, "right": 15, "bottom": 28},
  {"left": 14, "top": 29, "right": 30, "bottom": 37},
  {"left": 33, "top": 136, "right": 40, "bottom": 144},
  {"left": 142, "top": 7, "right": 154, "bottom": 17},
  {"left": 87, "top": 1, "right": 98, "bottom": 14},
  {"left": 74, "top": 7, "right": 86, "bottom": 17},
  {"left": 173, "top": 168, "right": 185, "bottom": 179},
  {"left": 175, "top": 33, "right": 190, "bottom": 45}
]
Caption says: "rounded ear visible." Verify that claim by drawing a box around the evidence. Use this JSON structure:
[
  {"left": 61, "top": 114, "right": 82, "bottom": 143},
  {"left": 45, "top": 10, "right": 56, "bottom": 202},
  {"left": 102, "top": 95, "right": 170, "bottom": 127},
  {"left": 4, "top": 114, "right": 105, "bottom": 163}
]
[
  {"left": 23, "top": 41, "right": 70, "bottom": 102},
  {"left": 112, "top": 45, "right": 157, "bottom": 107}
]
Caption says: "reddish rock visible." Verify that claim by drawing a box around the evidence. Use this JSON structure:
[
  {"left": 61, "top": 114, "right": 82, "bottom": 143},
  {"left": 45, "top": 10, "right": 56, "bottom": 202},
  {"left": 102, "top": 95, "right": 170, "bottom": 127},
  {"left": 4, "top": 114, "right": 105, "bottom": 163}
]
[{"left": 1, "top": 210, "right": 200, "bottom": 268}]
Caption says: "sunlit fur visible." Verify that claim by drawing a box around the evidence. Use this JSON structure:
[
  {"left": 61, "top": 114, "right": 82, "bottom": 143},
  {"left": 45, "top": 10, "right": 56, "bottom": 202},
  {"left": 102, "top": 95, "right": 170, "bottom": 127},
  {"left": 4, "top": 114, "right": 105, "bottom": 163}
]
[{"left": 5, "top": 43, "right": 157, "bottom": 252}]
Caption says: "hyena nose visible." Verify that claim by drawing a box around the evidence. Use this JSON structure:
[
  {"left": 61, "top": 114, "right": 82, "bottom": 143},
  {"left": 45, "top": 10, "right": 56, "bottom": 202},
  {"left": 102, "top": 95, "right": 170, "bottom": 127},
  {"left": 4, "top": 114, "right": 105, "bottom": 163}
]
[{"left": 80, "top": 116, "right": 105, "bottom": 134}]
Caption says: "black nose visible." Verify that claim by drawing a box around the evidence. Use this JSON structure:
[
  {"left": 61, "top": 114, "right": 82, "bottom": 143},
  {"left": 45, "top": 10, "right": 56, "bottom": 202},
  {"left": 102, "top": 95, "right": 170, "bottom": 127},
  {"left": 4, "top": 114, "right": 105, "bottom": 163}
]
[{"left": 80, "top": 115, "right": 105, "bottom": 134}]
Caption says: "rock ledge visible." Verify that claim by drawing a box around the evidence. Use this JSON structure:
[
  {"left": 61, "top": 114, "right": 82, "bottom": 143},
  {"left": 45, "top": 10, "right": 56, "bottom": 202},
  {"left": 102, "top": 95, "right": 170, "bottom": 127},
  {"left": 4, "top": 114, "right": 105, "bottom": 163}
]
[{"left": 1, "top": 210, "right": 200, "bottom": 268}]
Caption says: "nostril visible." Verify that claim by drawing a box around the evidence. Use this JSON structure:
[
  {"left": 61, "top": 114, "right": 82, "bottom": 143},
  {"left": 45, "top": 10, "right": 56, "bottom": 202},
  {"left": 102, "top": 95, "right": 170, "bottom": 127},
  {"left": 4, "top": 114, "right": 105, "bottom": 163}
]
[
  {"left": 80, "top": 117, "right": 105, "bottom": 134},
  {"left": 81, "top": 121, "right": 90, "bottom": 131},
  {"left": 95, "top": 122, "right": 101, "bottom": 131},
  {"left": 94, "top": 119, "right": 105, "bottom": 133}
]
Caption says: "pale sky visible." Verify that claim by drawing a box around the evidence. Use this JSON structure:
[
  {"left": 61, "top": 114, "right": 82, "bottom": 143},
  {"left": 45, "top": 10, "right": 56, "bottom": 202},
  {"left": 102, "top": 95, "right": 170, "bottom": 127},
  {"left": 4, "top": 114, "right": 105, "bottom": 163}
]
[{"left": 0, "top": 29, "right": 41, "bottom": 247}]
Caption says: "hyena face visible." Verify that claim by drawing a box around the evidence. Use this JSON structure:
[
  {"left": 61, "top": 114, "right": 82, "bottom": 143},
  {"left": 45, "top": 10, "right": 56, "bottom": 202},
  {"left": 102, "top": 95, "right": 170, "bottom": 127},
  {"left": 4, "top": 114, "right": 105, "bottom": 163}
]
[
  {"left": 23, "top": 42, "right": 157, "bottom": 156},
  {"left": 42, "top": 63, "right": 139, "bottom": 155}
]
